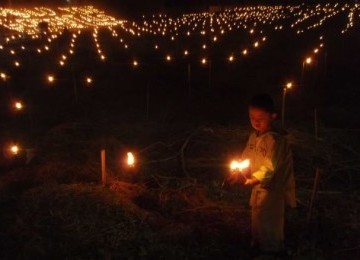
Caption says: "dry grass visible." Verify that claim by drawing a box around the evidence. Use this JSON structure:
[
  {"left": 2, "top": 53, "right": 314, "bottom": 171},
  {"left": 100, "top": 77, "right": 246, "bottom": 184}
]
[{"left": 0, "top": 125, "right": 359, "bottom": 258}]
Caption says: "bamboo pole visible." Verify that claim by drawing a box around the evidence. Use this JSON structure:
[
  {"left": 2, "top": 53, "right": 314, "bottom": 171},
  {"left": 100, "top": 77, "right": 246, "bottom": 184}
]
[
  {"left": 146, "top": 82, "right": 150, "bottom": 120},
  {"left": 307, "top": 167, "right": 321, "bottom": 224},
  {"left": 314, "top": 107, "right": 319, "bottom": 141},
  {"left": 101, "top": 149, "right": 107, "bottom": 186},
  {"left": 281, "top": 87, "right": 287, "bottom": 128},
  {"left": 187, "top": 63, "right": 191, "bottom": 98}
]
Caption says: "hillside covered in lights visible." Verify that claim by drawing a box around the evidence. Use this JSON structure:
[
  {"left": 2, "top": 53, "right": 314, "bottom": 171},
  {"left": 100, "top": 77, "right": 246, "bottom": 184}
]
[{"left": 0, "top": 6, "right": 124, "bottom": 34}]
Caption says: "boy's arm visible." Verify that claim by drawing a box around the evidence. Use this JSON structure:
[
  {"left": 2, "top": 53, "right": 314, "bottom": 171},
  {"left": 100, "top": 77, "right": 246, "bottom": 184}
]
[{"left": 244, "top": 176, "right": 260, "bottom": 186}]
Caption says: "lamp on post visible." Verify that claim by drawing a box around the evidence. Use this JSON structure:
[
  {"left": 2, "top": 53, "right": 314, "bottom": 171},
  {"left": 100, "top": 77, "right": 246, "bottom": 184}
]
[
  {"left": 1, "top": 72, "right": 8, "bottom": 82},
  {"left": 301, "top": 56, "right": 312, "bottom": 84},
  {"left": 201, "top": 58, "right": 212, "bottom": 88},
  {"left": 281, "top": 82, "right": 293, "bottom": 128}
]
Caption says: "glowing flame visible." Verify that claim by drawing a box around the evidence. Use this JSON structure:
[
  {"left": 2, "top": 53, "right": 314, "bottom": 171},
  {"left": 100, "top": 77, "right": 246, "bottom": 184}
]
[
  {"left": 86, "top": 77, "right": 93, "bottom": 84},
  {"left": 230, "top": 159, "right": 250, "bottom": 172},
  {"left": 1, "top": 72, "right": 7, "bottom": 80},
  {"left": 10, "top": 145, "right": 20, "bottom": 155},
  {"left": 127, "top": 152, "right": 135, "bottom": 167},
  {"left": 47, "top": 75, "right": 55, "bottom": 83},
  {"left": 14, "top": 101, "right": 23, "bottom": 110}
]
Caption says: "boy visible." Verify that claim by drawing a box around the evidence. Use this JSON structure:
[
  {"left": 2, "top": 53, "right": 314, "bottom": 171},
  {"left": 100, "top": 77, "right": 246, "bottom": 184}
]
[{"left": 238, "top": 94, "right": 296, "bottom": 255}]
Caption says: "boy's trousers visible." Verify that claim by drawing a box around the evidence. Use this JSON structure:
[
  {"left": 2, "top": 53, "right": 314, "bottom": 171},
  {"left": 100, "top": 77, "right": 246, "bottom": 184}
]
[{"left": 250, "top": 187, "right": 285, "bottom": 252}]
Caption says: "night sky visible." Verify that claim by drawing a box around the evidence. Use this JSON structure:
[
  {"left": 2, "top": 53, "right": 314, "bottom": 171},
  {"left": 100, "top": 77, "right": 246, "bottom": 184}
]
[{"left": 0, "top": 1, "right": 345, "bottom": 15}]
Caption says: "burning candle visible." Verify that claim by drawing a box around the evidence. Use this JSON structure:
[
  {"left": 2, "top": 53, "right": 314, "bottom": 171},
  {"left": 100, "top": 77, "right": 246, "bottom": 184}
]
[
  {"left": 230, "top": 159, "right": 250, "bottom": 172},
  {"left": 86, "top": 77, "right": 93, "bottom": 84},
  {"left": 10, "top": 145, "right": 20, "bottom": 155},
  {"left": 127, "top": 152, "right": 135, "bottom": 167},
  {"left": 1, "top": 72, "right": 7, "bottom": 81},
  {"left": 14, "top": 101, "right": 23, "bottom": 111},
  {"left": 47, "top": 75, "right": 55, "bottom": 83}
]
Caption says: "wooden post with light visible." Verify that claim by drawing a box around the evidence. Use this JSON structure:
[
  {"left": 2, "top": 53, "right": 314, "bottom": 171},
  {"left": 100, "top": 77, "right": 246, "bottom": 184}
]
[
  {"left": 281, "top": 82, "right": 293, "bottom": 128},
  {"left": 101, "top": 149, "right": 107, "bottom": 186}
]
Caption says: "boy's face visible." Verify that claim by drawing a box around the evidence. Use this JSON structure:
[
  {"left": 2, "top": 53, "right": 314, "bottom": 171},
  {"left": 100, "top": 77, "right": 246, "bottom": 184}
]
[{"left": 248, "top": 106, "right": 276, "bottom": 134}]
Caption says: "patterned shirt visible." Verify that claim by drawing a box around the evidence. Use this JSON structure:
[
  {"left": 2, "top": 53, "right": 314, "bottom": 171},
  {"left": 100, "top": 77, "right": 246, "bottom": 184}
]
[{"left": 242, "top": 130, "right": 296, "bottom": 207}]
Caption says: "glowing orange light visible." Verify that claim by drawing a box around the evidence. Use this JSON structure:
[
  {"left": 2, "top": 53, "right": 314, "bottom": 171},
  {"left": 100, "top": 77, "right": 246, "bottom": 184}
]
[
  {"left": 1, "top": 72, "right": 7, "bottom": 80},
  {"left": 47, "top": 75, "right": 55, "bottom": 83},
  {"left": 305, "top": 57, "right": 312, "bottom": 64},
  {"left": 86, "top": 77, "right": 93, "bottom": 84},
  {"left": 230, "top": 159, "right": 250, "bottom": 172},
  {"left": 127, "top": 152, "right": 135, "bottom": 167},
  {"left": 10, "top": 145, "right": 20, "bottom": 155},
  {"left": 14, "top": 101, "right": 23, "bottom": 110}
]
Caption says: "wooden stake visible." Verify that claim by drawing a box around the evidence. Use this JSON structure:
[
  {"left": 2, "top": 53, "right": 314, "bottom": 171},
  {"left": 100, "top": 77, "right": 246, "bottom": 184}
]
[
  {"left": 187, "top": 63, "right": 191, "bottom": 98},
  {"left": 314, "top": 107, "right": 319, "bottom": 142},
  {"left": 146, "top": 82, "right": 150, "bottom": 120},
  {"left": 101, "top": 149, "right": 107, "bottom": 186},
  {"left": 281, "top": 88, "right": 287, "bottom": 128},
  {"left": 307, "top": 167, "right": 321, "bottom": 224},
  {"left": 208, "top": 60, "right": 212, "bottom": 88}
]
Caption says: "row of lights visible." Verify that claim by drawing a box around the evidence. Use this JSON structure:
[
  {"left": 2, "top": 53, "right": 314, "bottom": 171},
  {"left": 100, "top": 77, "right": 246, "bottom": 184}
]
[{"left": 0, "top": 6, "right": 123, "bottom": 35}]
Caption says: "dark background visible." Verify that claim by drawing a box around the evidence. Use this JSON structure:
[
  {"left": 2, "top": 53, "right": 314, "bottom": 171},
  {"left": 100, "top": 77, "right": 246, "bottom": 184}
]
[{"left": 1, "top": 1, "right": 355, "bottom": 16}]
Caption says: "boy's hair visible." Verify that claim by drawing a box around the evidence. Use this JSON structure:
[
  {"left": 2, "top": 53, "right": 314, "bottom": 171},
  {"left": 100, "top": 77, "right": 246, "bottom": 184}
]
[{"left": 249, "top": 94, "right": 275, "bottom": 113}]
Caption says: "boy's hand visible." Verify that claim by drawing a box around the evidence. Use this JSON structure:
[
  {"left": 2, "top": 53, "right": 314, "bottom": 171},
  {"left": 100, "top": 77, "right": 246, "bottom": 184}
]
[
  {"left": 244, "top": 177, "right": 260, "bottom": 186},
  {"left": 227, "top": 172, "right": 239, "bottom": 185},
  {"left": 227, "top": 171, "right": 246, "bottom": 185},
  {"left": 240, "top": 168, "right": 251, "bottom": 179}
]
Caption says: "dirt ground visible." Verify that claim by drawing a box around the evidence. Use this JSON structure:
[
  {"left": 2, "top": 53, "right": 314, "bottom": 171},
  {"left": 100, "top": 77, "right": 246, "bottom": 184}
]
[{"left": 0, "top": 125, "right": 359, "bottom": 259}]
